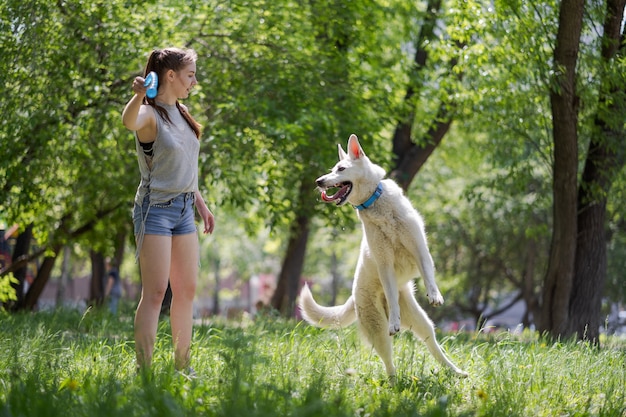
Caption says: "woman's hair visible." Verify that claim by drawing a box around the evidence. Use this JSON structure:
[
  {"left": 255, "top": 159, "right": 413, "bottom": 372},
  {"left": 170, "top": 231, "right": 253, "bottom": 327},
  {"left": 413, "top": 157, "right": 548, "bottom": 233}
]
[{"left": 143, "top": 48, "right": 201, "bottom": 138}]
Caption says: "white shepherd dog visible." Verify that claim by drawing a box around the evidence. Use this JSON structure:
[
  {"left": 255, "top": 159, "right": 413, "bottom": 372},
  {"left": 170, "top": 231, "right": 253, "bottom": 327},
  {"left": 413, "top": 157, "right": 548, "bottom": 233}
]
[{"left": 299, "top": 134, "right": 468, "bottom": 381}]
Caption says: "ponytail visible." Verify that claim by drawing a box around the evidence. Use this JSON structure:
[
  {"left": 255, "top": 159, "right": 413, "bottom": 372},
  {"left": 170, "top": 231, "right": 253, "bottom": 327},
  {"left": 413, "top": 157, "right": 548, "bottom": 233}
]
[{"left": 142, "top": 48, "right": 202, "bottom": 139}]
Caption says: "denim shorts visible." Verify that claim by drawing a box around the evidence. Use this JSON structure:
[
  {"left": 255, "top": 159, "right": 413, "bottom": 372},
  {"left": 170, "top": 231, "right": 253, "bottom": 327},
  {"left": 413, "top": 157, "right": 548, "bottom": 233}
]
[{"left": 133, "top": 192, "right": 197, "bottom": 237}]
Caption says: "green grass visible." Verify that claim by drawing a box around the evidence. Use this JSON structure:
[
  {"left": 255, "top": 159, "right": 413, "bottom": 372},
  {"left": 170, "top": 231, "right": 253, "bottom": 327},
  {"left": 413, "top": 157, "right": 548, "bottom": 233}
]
[{"left": 1, "top": 308, "right": 625, "bottom": 417}]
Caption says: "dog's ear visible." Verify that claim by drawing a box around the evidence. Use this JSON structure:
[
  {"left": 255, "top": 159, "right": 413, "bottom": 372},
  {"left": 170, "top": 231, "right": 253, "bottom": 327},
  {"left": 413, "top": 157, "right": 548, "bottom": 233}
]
[
  {"left": 337, "top": 144, "right": 348, "bottom": 160},
  {"left": 348, "top": 134, "right": 365, "bottom": 160}
]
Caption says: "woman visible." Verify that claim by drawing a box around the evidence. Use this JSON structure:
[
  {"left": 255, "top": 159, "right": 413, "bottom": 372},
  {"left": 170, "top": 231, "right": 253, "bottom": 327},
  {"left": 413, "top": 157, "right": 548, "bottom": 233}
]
[{"left": 122, "top": 48, "right": 215, "bottom": 372}]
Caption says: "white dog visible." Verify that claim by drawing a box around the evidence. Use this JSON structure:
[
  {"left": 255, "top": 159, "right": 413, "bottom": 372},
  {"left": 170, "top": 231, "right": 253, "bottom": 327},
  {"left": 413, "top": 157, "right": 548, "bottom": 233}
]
[{"left": 299, "top": 134, "right": 467, "bottom": 380}]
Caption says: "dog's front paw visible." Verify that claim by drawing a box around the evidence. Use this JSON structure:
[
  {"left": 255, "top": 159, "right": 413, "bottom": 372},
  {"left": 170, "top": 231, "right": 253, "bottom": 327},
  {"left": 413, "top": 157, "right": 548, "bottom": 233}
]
[
  {"left": 427, "top": 291, "right": 444, "bottom": 306},
  {"left": 388, "top": 319, "right": 401, "bottom": 336}
]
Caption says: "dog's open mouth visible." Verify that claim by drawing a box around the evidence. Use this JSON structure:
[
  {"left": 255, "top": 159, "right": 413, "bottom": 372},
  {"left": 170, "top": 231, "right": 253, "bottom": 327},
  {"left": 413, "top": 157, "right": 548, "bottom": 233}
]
[{"left": 320, "top": 182, "right": 352, "bottom": 205}]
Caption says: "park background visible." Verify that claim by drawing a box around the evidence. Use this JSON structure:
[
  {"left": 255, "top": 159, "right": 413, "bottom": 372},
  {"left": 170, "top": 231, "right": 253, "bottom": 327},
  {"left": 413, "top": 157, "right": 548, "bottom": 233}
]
[{"left": 1, "top": 0, "right": 626, "bottom": 343}]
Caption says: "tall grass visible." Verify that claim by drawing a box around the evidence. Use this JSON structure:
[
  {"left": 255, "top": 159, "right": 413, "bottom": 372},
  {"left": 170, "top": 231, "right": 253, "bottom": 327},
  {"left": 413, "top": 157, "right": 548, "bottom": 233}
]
[{"left": 1, "top": 308, "right": 624, "bottom": 416}]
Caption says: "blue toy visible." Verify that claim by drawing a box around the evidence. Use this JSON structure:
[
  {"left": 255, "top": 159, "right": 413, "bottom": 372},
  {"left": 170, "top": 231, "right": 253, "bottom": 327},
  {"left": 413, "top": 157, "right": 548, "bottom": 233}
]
[{"left": 144, "top": 71, "right": 158, "bottom": 99}]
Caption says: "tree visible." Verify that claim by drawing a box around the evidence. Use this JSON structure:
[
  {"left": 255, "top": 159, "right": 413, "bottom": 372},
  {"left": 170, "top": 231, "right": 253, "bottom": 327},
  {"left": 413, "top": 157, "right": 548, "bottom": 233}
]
[
  {"left": 539, "top": 0, "right": 585, "bottom": 337},
  {"left": 389, "top": 0, "right": 459, "bottom": 191},
  {"left": 427, "top": 0, "right": 626, "bottom": 337},
  {"left": 539, "top": 0, "right": 626, "bottom": 342},
  {"left": 567, "top": 0, "right": 626, "bottom": 341}
]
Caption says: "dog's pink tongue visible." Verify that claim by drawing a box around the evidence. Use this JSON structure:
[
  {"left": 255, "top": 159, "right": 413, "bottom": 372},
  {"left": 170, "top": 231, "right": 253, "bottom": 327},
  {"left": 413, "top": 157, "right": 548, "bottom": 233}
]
[
  {"left": 321, "top": 184, "right": 350, "bottom": 203},
  {"left": 321, "top": 191, "right": 336, "bottom": 202}
]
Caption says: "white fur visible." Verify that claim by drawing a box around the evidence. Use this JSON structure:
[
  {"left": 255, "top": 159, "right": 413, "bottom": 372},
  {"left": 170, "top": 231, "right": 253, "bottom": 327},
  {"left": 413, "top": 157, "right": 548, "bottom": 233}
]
[{"left": 299, "top": 134, "right": 468, "bottom": 380}]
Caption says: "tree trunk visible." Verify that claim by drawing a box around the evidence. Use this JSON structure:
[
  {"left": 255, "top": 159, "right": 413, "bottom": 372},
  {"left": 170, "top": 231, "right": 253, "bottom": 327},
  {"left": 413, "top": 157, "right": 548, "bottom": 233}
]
[
  {"left": 9, "top": 224, "right": 33, "bottom": 311},
  {"left": 568, "top": 0, "right": 626, "bottom": 342},
  {"left": 56, "top": 245, "right": 71, "bottom": 307},
  {"left": 90, "top": 250, "right": 106, "bottom": 307},
  {"left": 112, "top": 230, "right": 126, "bottom": 271},
  {"left": 271, "top": 179, "right": 312, "bottom": 317},
  {"left": 539, "top": 0, "right": 584, "bottom": 337},
  {"left": 522, "top": 238, "right": 541, "bottom": 327},
  {"left": 271, "top": 212, "right": 310, "bottom": 316},
  {"left": 570, "top": 200, "right": 607, "bottom": 341},
  {"left": 23, "top": 250, "right": 60, "bottom": 310},
  {"left": 391, "top": 119, "right": 454, "bottom": 191},
  {"left": 389, "top": 0, "right": 453, "bottom": 191}
]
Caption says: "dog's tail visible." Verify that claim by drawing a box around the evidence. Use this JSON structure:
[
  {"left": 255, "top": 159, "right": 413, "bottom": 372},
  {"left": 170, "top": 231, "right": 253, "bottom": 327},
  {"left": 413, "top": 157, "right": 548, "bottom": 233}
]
[{"left": 298, "top": 284, "right": 356, "bottom": 328}]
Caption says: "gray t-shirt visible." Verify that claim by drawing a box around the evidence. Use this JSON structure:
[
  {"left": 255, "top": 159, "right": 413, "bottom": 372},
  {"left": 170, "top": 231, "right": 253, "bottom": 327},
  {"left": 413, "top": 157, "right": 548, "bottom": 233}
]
[{"left": 134, "top": 103, "right": 200, "bottom": 205}]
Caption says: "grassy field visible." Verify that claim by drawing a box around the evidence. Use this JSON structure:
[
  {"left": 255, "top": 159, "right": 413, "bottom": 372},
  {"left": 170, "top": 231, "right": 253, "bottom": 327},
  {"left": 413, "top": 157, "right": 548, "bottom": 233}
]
[{"left": 0, "top": 307, "right": 625, "bottom": 417}]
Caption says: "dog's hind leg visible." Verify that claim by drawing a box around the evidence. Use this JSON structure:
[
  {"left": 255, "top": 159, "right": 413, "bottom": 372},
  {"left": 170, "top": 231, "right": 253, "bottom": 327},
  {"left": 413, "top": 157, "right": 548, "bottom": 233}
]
[
  {"left": 355, "top": 292, "right": 397, "bottom": 381},
  {"left": 399, "top": 285, "right": 468, "bottom": 377}
]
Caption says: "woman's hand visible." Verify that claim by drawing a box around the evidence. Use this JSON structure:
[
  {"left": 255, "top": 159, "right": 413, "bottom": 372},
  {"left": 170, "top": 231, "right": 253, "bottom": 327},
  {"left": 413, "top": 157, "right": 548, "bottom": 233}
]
[
  {"left": 132, "top": 76, "right": 148, "bottom": 97},
  {"left": 195, "top": 191, "right": 215, "bottom": 234}
]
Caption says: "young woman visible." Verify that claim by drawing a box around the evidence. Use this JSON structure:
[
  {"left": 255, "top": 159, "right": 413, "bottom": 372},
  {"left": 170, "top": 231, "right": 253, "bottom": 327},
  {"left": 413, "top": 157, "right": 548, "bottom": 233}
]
[{"left": 122, "top": 48, "right": 215, "bottom": 372}]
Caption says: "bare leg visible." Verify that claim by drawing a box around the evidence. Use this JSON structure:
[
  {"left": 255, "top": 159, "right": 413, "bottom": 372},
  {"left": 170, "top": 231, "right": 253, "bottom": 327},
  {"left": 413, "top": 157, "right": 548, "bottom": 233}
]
[
  {"left": 169, "top": 232, "right": 199, "bottom": 370},
  {"left": 135, "top": 235, "right": 171, "bottom": 369}
]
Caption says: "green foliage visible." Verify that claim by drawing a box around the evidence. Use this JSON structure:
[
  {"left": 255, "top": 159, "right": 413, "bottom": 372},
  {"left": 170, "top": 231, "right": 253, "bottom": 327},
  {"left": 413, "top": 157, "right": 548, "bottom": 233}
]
[
  {"left": 0, "top": 0, "right": 161, "bottom": 254},
  {"left": 187, "top": 0, "right": 410, "bottom": 230},
  {"left": 448, "top": 0, "right": 557, "bottom": 171},
  {"left": 1, "top": 309, "right": 625, "bottom": 416},
  {"left": 0, "top": 273, "right": 18, "bottom": 305}
]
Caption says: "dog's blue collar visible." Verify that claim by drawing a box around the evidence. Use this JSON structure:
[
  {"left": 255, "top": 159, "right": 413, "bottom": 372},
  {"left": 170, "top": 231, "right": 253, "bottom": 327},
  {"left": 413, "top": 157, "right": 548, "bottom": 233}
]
[{"left": 354, "top": 183, "right": 383, "bottom": 211}]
